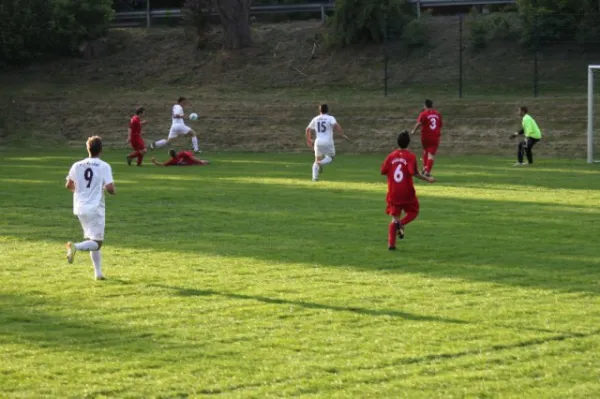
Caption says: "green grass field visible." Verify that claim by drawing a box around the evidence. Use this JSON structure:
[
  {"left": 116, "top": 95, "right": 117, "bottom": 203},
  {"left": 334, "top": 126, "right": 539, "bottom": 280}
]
[{"left": 1, "top": 150, "right": 600, "bottom": 398}]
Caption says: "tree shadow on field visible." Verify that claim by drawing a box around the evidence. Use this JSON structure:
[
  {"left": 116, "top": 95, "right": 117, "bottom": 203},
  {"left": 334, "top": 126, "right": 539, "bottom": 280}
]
[{"left": 151, "top": 285, "right": 468, "bottom": 325}]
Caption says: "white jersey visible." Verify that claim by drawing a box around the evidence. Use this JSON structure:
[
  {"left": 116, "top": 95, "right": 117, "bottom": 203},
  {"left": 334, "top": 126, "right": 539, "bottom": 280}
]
[
  {"left": 172, "top": 104, "right": 184, "bottom": 126},
  {"left": 308, "top": 114, "right": 337, "bottom": 143},
  {"left": 67, "top": 158, "right": 114, "bottom": 216}
]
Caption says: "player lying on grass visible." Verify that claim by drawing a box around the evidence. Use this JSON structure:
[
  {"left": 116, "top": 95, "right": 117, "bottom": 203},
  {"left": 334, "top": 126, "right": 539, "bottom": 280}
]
[
  {"left": 126, "top": 106, "right": 147, "bottom": 166},
  {"left": 151, "top": 149, "right": 210, "bottom": 166},
  {"left": 410, "top": 99, "right": 443, "bottom": 177},
  {"left": 381, "top": 131, "right": 435, "bottom": 251},
  {"left": 510, "top": 106, "right": 542, "bottom": 166},
  {"left": 150, "top": 97, "right": 201, "bottom": 153},
  {"left": 65, "top": 136, "right": 116, "bottom": 281},
  {"left": 305, "top": 103, "right": 349, "bottom": 181}
]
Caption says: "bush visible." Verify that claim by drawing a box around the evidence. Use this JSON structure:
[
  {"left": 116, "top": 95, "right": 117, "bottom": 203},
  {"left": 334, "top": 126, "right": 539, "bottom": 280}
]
[
  {"left": 402, "top": 15, "right": 428, "bottom": 48},
  {"left": 468, "top": 9, "right": 519, "bottom": 51},
  {"left": 0, "top": 0, "right": 114, "bottom": 66},
  {"left": 182, "top": 0, "right": 210, "bottom": 48}
]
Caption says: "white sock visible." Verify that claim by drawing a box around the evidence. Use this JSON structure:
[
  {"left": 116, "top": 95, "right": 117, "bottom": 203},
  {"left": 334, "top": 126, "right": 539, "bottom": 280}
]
[
  {"left": 320, "top": 155, "right": 333, "bottom": 165},
  {"left": 191, "top": 136, "right": 199, "bottom": 151},
  {"left": 155, "top": 139, "right": 168, "bottom": 148},
  {"left": 75, "top": 240, "right": 99, "bottom": 251},
  {"left": 312, "top": 163, "right": 319, "bottom": 181},
  {"left": 90, "top": 250, "right": 103, "bottom": 278}
]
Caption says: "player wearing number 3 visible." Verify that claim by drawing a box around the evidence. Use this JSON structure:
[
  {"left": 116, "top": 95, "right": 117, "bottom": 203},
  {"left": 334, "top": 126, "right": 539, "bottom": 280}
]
[
  {"left": 65, "top": 136, "right": 116, "bottom": 280},
  {"left": 410, "top": 99, "right": 443, "bottom": 177},
  {"left": 306, "top": 104, "right": 349, "bottom": 181},
  {"left": 381, "top": 131, "right": 434, "bottom": 251}
]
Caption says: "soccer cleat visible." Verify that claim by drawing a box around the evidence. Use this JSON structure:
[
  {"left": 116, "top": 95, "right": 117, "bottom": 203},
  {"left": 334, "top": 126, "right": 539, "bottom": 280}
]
[
  {"left": 150, "top": 142, "right": 156, "bottom": 150},
  {"left": 388, "top": 246, "right": 396, "bottom": 251},
  {"left": 513, "top": 162, "right": 524, "bottom": 167},
  {"left": 126, "top": 156, "right": 132, "bottom": 166},
  {"left": 193, "top": 149, "right": 202, "bottom": 154},
  {"left": 396, "top": 222, "right": 405, "bottom": 239},
  {"left": 95, "top": 275, "right": 106, "bottom": 281},
  {"left": 66, "top": 242, "right": 77, "bottom": 264}
]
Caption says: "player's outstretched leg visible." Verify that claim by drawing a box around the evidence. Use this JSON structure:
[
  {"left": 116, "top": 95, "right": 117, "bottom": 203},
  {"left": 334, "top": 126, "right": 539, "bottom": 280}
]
[
  {"left": 312, "top": 155, "right": 324, "bottom": 181},
  {"left": 388, "top": 221, "right": 398, "bottom": 250},
  {"left": 189, "top": 131, "right": 201, "bottom": 153},
  {"left": 151, "top": 139, "right": 169, "bottom": 150},
  {"left": 424, "top": 153, "right": 435, "bottom": 176},
  {"left": 514, "top": 140, "right": 525, "bottom": 166}
]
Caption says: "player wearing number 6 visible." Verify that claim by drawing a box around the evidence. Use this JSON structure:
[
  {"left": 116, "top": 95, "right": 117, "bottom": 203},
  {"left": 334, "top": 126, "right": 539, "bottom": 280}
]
[
  {"left": 306, "top": 104, "right": 349, "bottom": 181},
  {"left": 65, "top": 136, "right": 116, "bottom": 280},
  {"left": 410, "top": 99, "right": 443, "bottom": 177},
  {"left": 381, "top": 131, "right": 434, "bottom": 251}
]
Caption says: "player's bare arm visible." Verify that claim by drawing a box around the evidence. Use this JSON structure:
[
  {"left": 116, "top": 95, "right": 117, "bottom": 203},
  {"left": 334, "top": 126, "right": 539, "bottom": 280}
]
[
  {"left": 511, "top": 129, "right": 525, "bottom": 139},
  {"left": 334, "top": 123, "right": 349, "bottom": 141},
  {"left": 105, "top": 183, "right": 116, "bottom": 195},
  {"left": 414, "top": 171, "right": 435, "bottom": 183},
  {"left": 305, "top": 128, "right": 313, "bottom": 147},
  {"left": 151, "top": 157, "right": 166, "bottom": 166},
  {"left": 410, "top": 122, "right": 421, "bottom": 135},
  {"left": 66, "top": 179, "right": 75, "bottom": 193}
]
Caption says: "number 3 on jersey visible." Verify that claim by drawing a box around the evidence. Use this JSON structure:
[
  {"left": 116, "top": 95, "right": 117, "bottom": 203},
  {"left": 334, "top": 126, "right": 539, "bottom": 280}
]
[
  {"left": 428, "top": 117, "right": 437, "bottom": 130},
  {"left": 394, "top": 164, "right": 404, "bottom": 183}
]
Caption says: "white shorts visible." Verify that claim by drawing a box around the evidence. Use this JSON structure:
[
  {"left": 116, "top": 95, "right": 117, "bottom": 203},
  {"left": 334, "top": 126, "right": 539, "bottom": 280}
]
[
  {"left": 77, "top": 212, "right": 105, "bottom": 241},
  {"left": 314, "top": 141, "right": 335, "bottom": 158},
  {"left": 168, "top": 124, "right": 192, "bottom": 139}
]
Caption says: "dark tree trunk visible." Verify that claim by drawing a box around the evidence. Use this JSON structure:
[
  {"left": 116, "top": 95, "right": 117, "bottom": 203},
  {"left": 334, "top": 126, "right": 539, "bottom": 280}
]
[{"left": 210, "top": 0, "right": 253, "bottom": 49}]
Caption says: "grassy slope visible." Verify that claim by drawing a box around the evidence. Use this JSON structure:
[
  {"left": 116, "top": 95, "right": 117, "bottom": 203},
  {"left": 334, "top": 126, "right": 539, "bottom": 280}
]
[
  {"left": 0, "top": 18, "right": 597, "bottom": 155},
  {"left": 1, "top": 152, "right": 600, "bottom": 397}
]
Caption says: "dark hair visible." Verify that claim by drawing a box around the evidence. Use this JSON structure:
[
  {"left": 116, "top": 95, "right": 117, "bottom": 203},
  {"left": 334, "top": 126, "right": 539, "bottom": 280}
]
[
  {"left": 87, "top": 136, "right": 103, "bottom": 157},
  {"left": 397, "top": 130, "right": 410, "bottom": 149},
  {"left": 425, "top": 99, "right": 433, "bottom": 108},
  {"left": 319, "top": 104, "right": 329, "bottom": 114},
  {"left": 520, "top": 106, "right": 528, "bottom": 114},
  {"left": 135, "top": 106, "right": 145, "bottom": 115},
  {"left": 178, "top": 97, "right": 186, "bottom": 104},
  {"left": 168, "top": 149, "right": 177, "bottom": 158}
]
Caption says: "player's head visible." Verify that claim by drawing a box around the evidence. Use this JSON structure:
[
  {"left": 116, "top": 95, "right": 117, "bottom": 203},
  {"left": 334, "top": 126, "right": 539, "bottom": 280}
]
[
  {"left": 519, "top": 106, "right": 528, "bottom": 117},
  {"left": 319, "top": 104, "right": 329, "bottom": 114},
  {"left": 424, "top": 99, "right": 433, "bottom": 109},
  {"left": 397, "top": 130, "right": 410, "bottom": 149},
  {"left": 178, "top": 97, "right": 187, "bottom": 105},
  {"left": 135, "top": 106, "right": 145, "bottom": 116},
  {"left": 168, "top": 149, "right": 177, "bottom": 159},
  {"left": 86, "top": 136, "right": 103, "bottom": 158}
]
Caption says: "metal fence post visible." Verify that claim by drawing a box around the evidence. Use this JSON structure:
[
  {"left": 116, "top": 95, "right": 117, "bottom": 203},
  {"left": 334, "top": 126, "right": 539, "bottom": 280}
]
[
  {"left": 146, "top": 0, "right": 151, "bottom": 28},
  {"left": 384, "top": 13, "right": 389, "bottom": 97},
  {"left": 321, "top": 4, "right": 325, "bottom": 23},
  {"left": 459, "top": 14, "right": 463, "bottom": 98}
]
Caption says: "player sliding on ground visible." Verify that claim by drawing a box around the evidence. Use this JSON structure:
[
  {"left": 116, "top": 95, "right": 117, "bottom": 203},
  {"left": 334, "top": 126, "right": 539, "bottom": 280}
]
[
  {"left": 305, "top": 103, "right": 349, "bottom": 181},
  {"left": 65, "top": 136, "right": 116, "bottom": 280},
  {"left": 151, "top": 149, "right": 210, "bottom": 166},
  {"left": 410, "top": 99, "right": 443, "bottom": 177},
  {"left": 126, "top": 106, "right": 147, "bottom": 166},
  {"left": 150, "top": 97, "right": 201, "bottom": 153},
  {"left": 510, "top": 106, "right": 542, "bottom": 166},
  {"left": 381, "top": 131, "right": 435, "bottom": 251}
]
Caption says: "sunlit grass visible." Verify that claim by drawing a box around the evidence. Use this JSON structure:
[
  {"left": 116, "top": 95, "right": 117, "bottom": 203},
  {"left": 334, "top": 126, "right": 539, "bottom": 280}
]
[{"left": 1, "top": 151, "right": 600, "bottom": 398}]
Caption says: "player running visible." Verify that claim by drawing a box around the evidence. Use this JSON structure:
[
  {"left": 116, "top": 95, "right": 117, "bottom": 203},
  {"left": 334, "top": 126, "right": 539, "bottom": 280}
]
[
  {"left": 150, "top": 97, "right": 200, "bottom": 153},
  {"left": 410, "top": 99, "right": 443, "bottom": 177},
  {"left": 305, "top": 103, "right": 349, "bottom": 181},
  {"left": 126, "top": 106, "right": 147, "bottom": 166},
  {"left": 65, "top": 136, "right": 116, "bottom": 280},
  {"left": 510, "top": 106, "right": 542, "bottom": 166},
  {"left": 151, "top": 149, "right": 210, "bottom": 166},
  {"left": 381, "top": 131, "right": 434, "bottom": 251}
]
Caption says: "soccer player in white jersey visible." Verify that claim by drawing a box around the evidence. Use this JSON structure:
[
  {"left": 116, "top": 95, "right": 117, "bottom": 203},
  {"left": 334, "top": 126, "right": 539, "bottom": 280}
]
[
  {"left": 65, "top": 136, "right": 116, "bottom": 280},
  {"left": 305, "top": 103, "right": 349, "bottom": 181},
  {"left": 150, "top": 96, "right": 200, "bottom": 153}
]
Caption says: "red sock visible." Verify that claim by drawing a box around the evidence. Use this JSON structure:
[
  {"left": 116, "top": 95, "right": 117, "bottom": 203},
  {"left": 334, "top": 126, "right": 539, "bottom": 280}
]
[
  {"left": 136, "top": 152, "right": 144, "bottom": 166},
  {"left": 401, "top": 212, "right": 418, "bottom": 226},
  {"left": 388, "top": 222, "right": 397, "bottom": 248},
  {"left": 422, "top": 151, "right": 428, "bottom": 168},
  {"left": 127, "top": 151, "right": 139, "bottom": 158},
  {"left": 425, "top": 157, "right": 435, "bottom": 174}
]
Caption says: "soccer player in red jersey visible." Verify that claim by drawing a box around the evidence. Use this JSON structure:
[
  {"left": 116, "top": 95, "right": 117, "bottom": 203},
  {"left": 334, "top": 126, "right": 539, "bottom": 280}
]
[
  {"left": 126, "top": 107, "right": 147, "bottom": 166},
  {"left": 151, "top": 149, "right": 210, "bottom": 167},
  {"left": 411, "top": 99, "right": 442, "bottom": 177},
  {"left": 381, "top": 131, "right": 434, "bottom": 251}
]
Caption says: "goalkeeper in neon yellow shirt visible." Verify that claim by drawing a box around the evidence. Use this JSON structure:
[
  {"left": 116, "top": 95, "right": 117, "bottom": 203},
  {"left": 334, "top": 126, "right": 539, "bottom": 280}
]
[{"left": 511, "top": 106, "right": 542, "bottom": 166}]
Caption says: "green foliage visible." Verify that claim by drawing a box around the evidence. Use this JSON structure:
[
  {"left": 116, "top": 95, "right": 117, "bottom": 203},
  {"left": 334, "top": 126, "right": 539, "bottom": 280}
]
[
  {"left": 182, "top": 0, "right": 210, "bottom": 47},
  {"left": 468, "top": 9, "right": 520, "bottom": 51},
  {"left": 328, "top": 0, "right": 414, "bottom": 47},
  {"left": 402, "top": 14, "right": 429, "bottom": 48},
  {"left": 0, "top": 0, "right": 114, "bottom": 66}
]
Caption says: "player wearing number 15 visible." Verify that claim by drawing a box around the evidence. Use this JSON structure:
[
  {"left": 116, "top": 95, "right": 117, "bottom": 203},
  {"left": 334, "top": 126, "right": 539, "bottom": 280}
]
[
  {"left": 381, "top": 131, "right": 434, "bottom": 251},
  {"left": 411, "top": 99, "right": 443, "bottom": 177},
  {"left": 65, "top": 136, "right": 116, "bottom": 280}
]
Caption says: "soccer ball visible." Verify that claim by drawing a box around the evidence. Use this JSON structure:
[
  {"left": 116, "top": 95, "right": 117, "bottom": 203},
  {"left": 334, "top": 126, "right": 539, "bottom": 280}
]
[{"left": 189, "top": 113, "right": 199, "bottom": 121}]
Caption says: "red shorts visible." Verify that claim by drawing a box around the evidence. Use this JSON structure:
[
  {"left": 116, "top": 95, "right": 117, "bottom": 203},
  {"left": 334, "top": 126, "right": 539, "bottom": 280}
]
[
  {"left": 421, "top": 136, "right": 440, "bottom": 155},
  {"left": 386, "top": 198, "right": 420, "bottom": 217},
  {"left": 130, "top": 137, "right": 146, "bottom": 151}
]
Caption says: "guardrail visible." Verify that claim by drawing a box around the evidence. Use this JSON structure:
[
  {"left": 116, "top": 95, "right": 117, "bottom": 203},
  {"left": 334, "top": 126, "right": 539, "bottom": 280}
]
[{"left": 112, "top": 0, "right": 516, "bottom": 28}]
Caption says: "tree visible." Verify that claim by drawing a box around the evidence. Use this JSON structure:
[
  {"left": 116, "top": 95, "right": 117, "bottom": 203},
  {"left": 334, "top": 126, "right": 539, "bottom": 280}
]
[{"left": 210, "top": 0, "right": 253, "bottom": 49}]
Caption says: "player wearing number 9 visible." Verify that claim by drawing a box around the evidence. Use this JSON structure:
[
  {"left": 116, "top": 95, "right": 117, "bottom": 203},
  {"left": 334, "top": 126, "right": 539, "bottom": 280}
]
[
  {"left": 410, "top": 99, "right": 443, "bottom": 177},
  {"left": 65, "top": 136, "right": 116, "bottom": 280},
  {"left": 381, "top": 131, "right": 435, "bottom": 251}
]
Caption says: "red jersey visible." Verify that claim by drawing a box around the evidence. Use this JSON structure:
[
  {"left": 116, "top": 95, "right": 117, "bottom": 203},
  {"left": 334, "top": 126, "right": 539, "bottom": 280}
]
[
  {"left": 129, "top": 115, "right": 142, "bottom": 139},
  {"left": 381, "top": 149, "right": 419, "bottom": 204},
  {"left": 417, "top": 109, "right": 442, "bottom": 138},
  {"left": 164, "top": 151, "right": 199, "bottom": 166}
]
